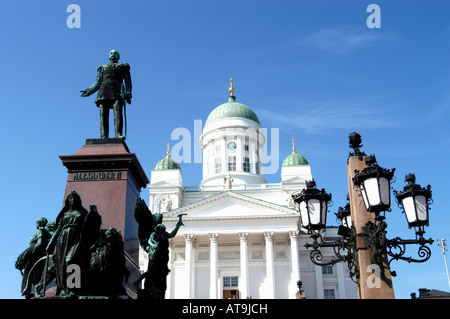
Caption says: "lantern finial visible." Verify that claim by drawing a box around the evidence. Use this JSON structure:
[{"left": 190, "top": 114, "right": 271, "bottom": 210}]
[{"left": 348, "top": 131, "right": 365, "bottom": 156}]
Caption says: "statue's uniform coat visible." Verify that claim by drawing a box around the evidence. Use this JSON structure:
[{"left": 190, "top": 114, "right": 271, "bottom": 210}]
[{"left": 94, "top": 63, "right": 131, "bottom": 106}]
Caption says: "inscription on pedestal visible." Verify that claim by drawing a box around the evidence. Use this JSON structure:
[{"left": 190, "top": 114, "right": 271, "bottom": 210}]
[{"left": 72, "top": 171, "right": 123, "bottom": 181}]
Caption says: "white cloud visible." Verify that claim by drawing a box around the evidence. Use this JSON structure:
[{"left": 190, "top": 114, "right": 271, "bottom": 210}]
[
  {"left": 258, "top": 99, "right": 399, "bottom": 134},
  {"left": 301, "top": 26, "right": 392, "bottom": 53}
]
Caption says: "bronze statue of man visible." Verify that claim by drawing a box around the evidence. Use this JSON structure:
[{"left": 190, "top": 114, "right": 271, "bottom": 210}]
[{"left": 80, "top": 49, "right": 132, "bottom": 139}]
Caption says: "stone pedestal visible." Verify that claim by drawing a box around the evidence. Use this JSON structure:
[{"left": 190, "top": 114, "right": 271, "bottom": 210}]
[{"left": 59, "top": 138, "right": 149, "bottom": 297}]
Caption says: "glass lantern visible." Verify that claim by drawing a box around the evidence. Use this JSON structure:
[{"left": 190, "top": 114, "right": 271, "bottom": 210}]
[
  {"left": 292, "top": 180, "right": 332, "bottom": 233},
  {"left": 353, "top": 155, "right": 395, "bottom": 215},
  {"left": 394, "top": 173, "right": 432, "bottom": 231}
]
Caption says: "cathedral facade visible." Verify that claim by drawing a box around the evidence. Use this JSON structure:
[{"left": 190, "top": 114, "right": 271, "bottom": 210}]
[{"left": 139, "top": 82, "right": 357, "bottom": 299}]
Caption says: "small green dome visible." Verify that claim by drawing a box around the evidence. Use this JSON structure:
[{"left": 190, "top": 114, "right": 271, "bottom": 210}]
[
  {"left": 282, "top": 140, "right": 308, "bottom": 166},
  {"left": 155, "top": 155, "right": 180, "bottom": 170},
  {"left": 282, "top": 152, "right": 309, "bottom": 166},
  {"left": 205, "top": 96, "right": 260, "bottom": 125}
]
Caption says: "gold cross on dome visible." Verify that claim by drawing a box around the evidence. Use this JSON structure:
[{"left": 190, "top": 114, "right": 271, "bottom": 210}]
[{"left": 229, "top": 77, "right": 235, "bottom": 96}]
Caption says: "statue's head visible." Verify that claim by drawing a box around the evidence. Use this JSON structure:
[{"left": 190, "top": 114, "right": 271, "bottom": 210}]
[
  {"left": 65, "top": 190, "right": 82, "bottom": 208},
  {"left": 104, "top": 227, "right": 121, "bottom": 239},
  {"left": 47, "top": 221, "right": 56, "bottom": 232},
  {"left": 104, "top": 227, "right": 123, "bottom": 247},
  {"left": 153, "top": 213, "right": 163, "bottom": 225},
  {"left": 36, "top": 217, "right": 48, "bottom": 229},
  {"left": 109, "top": 49, "right": 120, "bottom": 62},
  {"left": 155, "top": 224, "right": 166, "bottom": 233}
]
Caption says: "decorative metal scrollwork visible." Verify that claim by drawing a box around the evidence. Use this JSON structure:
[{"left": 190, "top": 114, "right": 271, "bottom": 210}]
[
  {"left": 386, "top": 236, "right": 433, "bottom": 276},
  {"left": 310, "top": 249, "right": 334, "bottom": 266},
  {"left": 362, "top": 220, "right": 387, "bottom": 268},
  {"left": 305, "top": 233, "right": 356, "bottom": 281},
  {"left": 304, "top": 215, "right": 434, "bottom": 281}
]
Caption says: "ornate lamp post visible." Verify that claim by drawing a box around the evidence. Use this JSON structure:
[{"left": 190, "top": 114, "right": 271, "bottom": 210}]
[
  {"left": 386, "top": 174, "right": 434, "bottom": 273},
  {"left": 437, "top": 238, "right": 450, "bottom": 289},
  {"left": 292, "top": 132, "right": 434, "bottom": 299}
]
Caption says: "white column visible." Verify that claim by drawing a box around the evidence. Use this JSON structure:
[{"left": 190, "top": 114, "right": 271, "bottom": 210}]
[
  {"left": 250, "top": 136, "right": 258, "bottom": 174},
  {"left": 315, "top": 265, "right": 324, "bottom": 299},
  {"left": 184, "top": 234, "right": 195, "bottom": 299},
  {"left": 264, "top": 232, "right": 276, "bottom": 299},
  {"left": 239, "top": 232, "right": 249, "bottom": 299},
  {"left": 236, "top": 136, "right": 243, "bottom": 172},
  {"left": 165, "top": 244, "right": 172, "bottom": 299},
  {"left": 289, "top": 230, "right": 301, "bottom": 297},
  {"left": 336, "top": 262, "right": 346, "bottom": 299},
  {"left": 222, "top": 137, "right": 227, "bottom": 174},
  {"left": 209, "top": 233, "right": 219, "bottom": 299}
]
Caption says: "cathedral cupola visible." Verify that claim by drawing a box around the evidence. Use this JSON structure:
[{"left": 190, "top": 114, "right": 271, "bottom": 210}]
[
  {"left": 281, "top": 139, "right": 312, "bottom": 182},
  {"left": 154, "top": 143, "right": 181, "bottom": 170},
  {"left": 282, "top": 139, "right": 309, "bottom": 166},
  {"left": 200, "top": 79, "right": 266, "bottom": 188}
]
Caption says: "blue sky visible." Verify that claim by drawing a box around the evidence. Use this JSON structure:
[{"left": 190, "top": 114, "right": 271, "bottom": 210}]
[{"left": 1, "top": 0, "right": 449, "bottom": 299}]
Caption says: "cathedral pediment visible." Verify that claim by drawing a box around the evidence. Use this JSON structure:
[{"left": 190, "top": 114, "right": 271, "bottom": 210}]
[{"left": 164, "top": 191, "right": 297, "bottom": 220}]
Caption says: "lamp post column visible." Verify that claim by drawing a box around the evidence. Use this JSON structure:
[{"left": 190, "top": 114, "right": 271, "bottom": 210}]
[{"left": 347, "top": 154, "right": 395, "bottom": 299}]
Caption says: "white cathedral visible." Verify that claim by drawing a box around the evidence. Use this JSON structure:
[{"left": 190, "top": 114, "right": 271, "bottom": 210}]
[{"left": 139, "top": 80, "right": 358, "bottom": 299}]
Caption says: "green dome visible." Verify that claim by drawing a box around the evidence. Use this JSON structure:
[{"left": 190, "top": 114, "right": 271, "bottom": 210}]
[
  {"left": 205, "top": 96, "right": 260, "bottom": 125},
  {"left": 155, "top": 155, "right": 180, "bottom": 170},
  {"left": 282, "top": 152, "right": 309, "bottom": 166}
]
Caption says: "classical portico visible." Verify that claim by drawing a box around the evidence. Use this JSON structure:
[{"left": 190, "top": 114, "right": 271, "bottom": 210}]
[{"left": 158, "top": 191, "right": 301, "bottom": 299}]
